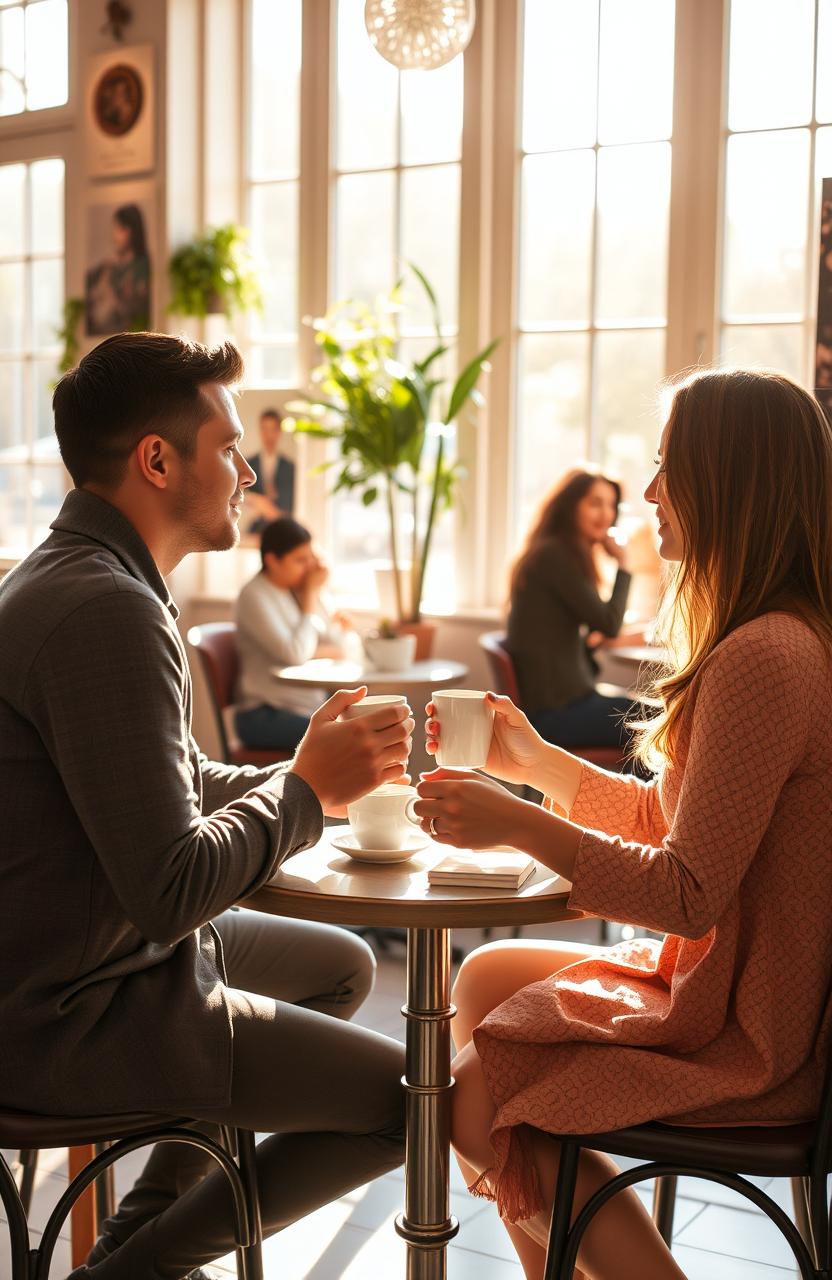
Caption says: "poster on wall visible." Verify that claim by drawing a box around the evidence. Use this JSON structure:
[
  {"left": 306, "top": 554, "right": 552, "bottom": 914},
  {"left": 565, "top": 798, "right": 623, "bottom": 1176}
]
[
  {"left": 816, "top": 177, "right": 832, "bottom": 420},
  {"left": 85, "top": 182, "right": 154, "bottom": 336},
  {"left": 85, "top": 44, "right": 155, "bottom": 178}
]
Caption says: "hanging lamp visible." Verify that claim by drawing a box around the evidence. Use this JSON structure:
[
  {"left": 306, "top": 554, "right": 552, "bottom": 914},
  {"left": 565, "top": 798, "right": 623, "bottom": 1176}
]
[{"left": 364, "top": 0, "right": 476, "bottom": 71}]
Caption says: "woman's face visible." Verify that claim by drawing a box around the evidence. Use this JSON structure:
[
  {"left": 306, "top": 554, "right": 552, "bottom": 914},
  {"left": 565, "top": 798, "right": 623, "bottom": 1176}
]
[
  {"left": 112, "top": 218, "right": 132, "bottom": 253},
  {"left": 644, "top": 427, "right": 683, "bottom": 561},
  {"left": 267, "top": 541, "right": 318, "bottom": 590},
  {"left": 574, "top": 480, "right": 618, "bottom": 545}
]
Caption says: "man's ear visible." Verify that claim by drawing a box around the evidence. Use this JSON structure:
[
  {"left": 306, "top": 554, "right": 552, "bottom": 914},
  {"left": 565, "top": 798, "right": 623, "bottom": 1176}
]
[{"left": 134, "top": 435, "right": 171, "bottom": 490}]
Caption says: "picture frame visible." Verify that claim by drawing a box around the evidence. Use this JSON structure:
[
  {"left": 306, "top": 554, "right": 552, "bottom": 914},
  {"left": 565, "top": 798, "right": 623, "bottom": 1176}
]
[
  {"left": 86, "top": 44, "right": 155, "bottom": 179},
  {"left": 84, "top": 180, "right": 156, "bottom": 336}
]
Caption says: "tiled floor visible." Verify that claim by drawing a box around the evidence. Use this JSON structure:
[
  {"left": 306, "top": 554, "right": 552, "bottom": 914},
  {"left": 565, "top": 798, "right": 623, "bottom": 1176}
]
[{"left": 0, "top": 921, "right": 807, "bottom": 1278}]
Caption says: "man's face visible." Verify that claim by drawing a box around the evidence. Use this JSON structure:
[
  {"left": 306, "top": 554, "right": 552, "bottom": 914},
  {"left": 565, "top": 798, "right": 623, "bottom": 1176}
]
[
  {"left": 173, "top": 384, "right": 255, "bottom": 553},
  {"left": 259, "top": 412, "right": 282, "bottom": 452}
]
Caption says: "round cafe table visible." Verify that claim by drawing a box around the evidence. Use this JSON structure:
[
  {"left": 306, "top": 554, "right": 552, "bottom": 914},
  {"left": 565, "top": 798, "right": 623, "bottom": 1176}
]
[
  {"left": 271, "top": 657, "right": 468, "bottom": 693},
  {"left": 245, "top": 825, "right": 583, "bottom": 1280}
]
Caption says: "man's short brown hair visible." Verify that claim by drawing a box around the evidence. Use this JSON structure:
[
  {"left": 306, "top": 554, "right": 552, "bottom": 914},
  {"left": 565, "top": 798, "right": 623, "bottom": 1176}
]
[{"left": 53, "top": 331, "right": 244, "bottom": 487}]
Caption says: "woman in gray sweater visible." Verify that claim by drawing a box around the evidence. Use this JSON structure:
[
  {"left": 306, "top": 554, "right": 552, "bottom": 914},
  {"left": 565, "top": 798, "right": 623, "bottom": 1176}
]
[{"left": 507, "top": 467, "right": 634, "bottom": 749}]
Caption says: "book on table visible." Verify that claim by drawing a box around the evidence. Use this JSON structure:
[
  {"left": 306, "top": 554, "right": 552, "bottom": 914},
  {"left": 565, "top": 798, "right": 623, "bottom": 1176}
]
[{"left": 427, "top": 849, "right": 536, "bottom": 889}]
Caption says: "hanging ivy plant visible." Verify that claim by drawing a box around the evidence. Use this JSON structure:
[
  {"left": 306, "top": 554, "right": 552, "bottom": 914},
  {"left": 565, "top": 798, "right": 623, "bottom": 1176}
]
[{"left": 167, "top": 224, "right": 263, "bottom": 320}]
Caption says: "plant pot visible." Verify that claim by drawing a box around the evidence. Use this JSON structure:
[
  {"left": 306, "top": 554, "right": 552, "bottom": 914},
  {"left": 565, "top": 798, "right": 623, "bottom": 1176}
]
[
  {"left": 394, "top": 619, "right": 438, "bottom": 661},
  {"left": 363, "top": 633, "right": 418, "bottom": 671}
]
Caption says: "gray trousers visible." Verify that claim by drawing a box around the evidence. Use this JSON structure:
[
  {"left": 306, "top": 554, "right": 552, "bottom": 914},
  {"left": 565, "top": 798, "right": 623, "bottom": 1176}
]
[{"left": 81, "top": 908, "right": 405, "bottom": 1279}]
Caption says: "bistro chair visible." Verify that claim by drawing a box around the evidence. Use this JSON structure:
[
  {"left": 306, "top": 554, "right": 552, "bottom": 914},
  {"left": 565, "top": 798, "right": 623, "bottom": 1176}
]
[
  {"left": 187, "top": 621, "right": 292, "bottom": 768},
  {"left": 1, "top": 1110, "right": 263, "bottom": 1280},
  {"left": 478, "top": 632, "right": 625, "bottom": 771},
  {"left": 542, "top": 1046, "right": 832, "bottom": 1279}
]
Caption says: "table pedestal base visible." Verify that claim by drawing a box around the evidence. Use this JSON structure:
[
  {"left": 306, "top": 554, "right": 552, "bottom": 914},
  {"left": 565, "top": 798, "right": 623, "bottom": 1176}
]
[{"left": 395, "top": 927, "right": 460, "bottom": 1279}]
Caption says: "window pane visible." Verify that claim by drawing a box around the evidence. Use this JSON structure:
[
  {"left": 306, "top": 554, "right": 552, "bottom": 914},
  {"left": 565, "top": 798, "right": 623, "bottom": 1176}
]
[
  {"left": 335, "top": 171, "right": 395, "bottom": 301},
  {"left": 596, "top": 329, "right": 664, "bottom": 508},
  {"left": 520, "top": 150, "right": 595, "bottom": 328},
  {"left": 32, "top": 258, "right": 62, "bottom": 349},
  {"left": 249, "top": 0, "right": 301, "bottom": 179},
  {"left": 401, "top": 57, "right": 462, "bottom": 165},
  {"left": 400, "top": 165, "right": 460, "bottom": 328},
  {"left": 246, "top": 345, "right": 297, "bottom": 385},
  {"left": 33, "top": 358, "right": 59, "bottom": 450},
  {"left": 721, "top": 323, "right": 804, "bottom": 379},
  {"left": 728, "top": 0, "right": 814, "bottom": 132},
  {"left": 31, "top": 158, "right": 64, "bottom": 254},
  {"left": 250, "top": 182, "right": 297, "bottom": 337},
  {"left": 596, "top": 142, "right": 670, "bottom": 324},
  {"left": 0, "top": 466, "right": 30, "bottom": 551},
  {"left": 819, "top": 0, "right": 832, "bottom": 123},
  {"left": 522, "top": 0, "right": 598, "bottom": 152},
  {"left": 0, "top": 163, "right": 25, "bottom": 255},
  {"left": 515, "top": 333, "right": 590, "bottom": 537},
  {"left": 598, "top": 0, "right": 675, "bottom": 145},
  {"left": 336, "top": 0, "right": 397, "bottom": 171},
  {"left": 723, "top": 130, "right": 810, "bottom": 320},
  {"left": 0, "top": 8, "right": 24, "bottom": 116},
  {"left": 30, "top": 464, "right": 64, "bottom": 544},
  {"left": 0, "top": 263, "right": 25, "bottom": 349},
  {"left": 0, "top": 362, "right": 24, "bottom": 452},
  {"left": 25, "top": 1, "right": 68, "bottom": 110}
]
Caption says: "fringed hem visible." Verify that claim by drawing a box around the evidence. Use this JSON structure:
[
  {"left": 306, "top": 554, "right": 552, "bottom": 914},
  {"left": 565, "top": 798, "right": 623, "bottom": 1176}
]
[{"left": 467, "top": 1125, "right": 545, "bottom": 1223}]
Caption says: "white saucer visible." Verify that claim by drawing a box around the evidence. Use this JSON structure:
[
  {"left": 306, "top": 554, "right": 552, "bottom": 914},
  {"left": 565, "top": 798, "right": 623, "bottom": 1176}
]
[{"left": 331, "top": 831, "right": 430, "bottom": 864}]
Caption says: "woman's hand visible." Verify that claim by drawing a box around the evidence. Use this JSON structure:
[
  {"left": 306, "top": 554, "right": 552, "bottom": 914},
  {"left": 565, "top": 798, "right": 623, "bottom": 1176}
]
[
  {"left": 424, "top": 692, "right": 545, "bottom": 787},
  {"left": 414, "top": 768, "right": 528, "bottom": 849},
  {"left": 601, "top": 532, "right": 630, "bottom": 571}
]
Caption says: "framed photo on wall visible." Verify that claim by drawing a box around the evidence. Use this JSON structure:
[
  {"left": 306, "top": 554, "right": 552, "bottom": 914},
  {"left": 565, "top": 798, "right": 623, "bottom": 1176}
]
[
  {"left": 86, "top": 44, "right": 155, "bottom": 178},
  {"left": 85, "top": 181, "right": 155, "bottom": 335}
]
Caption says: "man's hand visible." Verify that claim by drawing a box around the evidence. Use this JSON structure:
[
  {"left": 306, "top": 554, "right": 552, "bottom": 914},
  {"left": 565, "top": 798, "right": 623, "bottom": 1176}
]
[{"left": 291, "top": 687, "right": 414, "bottom": 813}]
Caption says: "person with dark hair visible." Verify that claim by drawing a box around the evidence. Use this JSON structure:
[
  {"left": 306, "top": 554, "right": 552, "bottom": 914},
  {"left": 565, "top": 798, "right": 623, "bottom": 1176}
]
[
  {"left": 234, "top": 516, "right": 347, "bottom": 750},
  {"left": 507, "top": 466, "right": 634, "bottom": 750},
  {"left": 244, "top": 406, "right": 296, "bottom": 531},
  {"left": 85, "top": 202, "right": 150, "bottom": 334},
  {"left": 0, "top": 332, "right": 412, "bottom": 1279}
]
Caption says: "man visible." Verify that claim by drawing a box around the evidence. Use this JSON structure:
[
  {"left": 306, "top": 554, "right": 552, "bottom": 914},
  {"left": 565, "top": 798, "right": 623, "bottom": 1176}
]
[
  {"left": 245, "top": 406, "right": 295, "bottom": 531},
  {"left": 0, "top": 333, "right": 412, "bottom": 1279}
]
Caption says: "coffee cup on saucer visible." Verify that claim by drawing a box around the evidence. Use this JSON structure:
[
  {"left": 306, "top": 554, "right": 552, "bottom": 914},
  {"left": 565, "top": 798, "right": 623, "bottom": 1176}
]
[{"left": 336, "top": 784, "right": 427, "bottom": 863}]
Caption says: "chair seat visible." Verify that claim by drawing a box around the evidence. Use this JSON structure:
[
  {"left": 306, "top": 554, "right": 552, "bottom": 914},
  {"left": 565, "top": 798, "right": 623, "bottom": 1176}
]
[
  {"left": 0, "top": 1108, "right": 183, "bottom": 1149},
  {"left": 563, "top": 1119, "right": 819, "bottom": 1177}
]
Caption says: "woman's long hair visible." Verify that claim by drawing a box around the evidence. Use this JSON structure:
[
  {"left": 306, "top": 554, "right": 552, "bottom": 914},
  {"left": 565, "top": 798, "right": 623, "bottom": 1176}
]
[
  {"left": 636, "top": 367, "right": 832, "bottom": 768},
  {"left": 510, "top": 467, "right": 622, "bottom": 597},
  {"left": 114, "top": 204, "right": 147, "bottom": 257}
]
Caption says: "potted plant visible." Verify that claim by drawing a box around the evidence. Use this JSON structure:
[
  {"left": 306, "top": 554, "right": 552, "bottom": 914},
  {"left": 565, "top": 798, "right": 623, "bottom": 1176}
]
[
  {"left": 290, "top": 265, "right": 497, "bottom": 656},
  {"left": 167, "top": 223, "right": 263, "bottom": 320}
]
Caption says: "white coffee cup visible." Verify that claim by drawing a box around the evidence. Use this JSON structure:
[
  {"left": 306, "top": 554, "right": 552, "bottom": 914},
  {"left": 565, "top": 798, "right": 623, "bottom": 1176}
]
[
  {"left": 341, "top": 693, "right": 407, "bottom": 721},
  {"left": 432, "top": 689, "right": 495, "bottom": 768},
  {"left": 347, "top": 783, "right": 421, "bottom": 850}
]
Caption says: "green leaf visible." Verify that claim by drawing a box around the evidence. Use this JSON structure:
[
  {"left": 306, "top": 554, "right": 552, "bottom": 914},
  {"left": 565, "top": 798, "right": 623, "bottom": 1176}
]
[
  {"left": 444, "top": 338, "right": 500, "bottom": 424},
  {"left": 406, "top": 261, "right": 443, "bottom": 341},
  {"left": 361, "top": 486, "right": 379, "bottom": 506}
]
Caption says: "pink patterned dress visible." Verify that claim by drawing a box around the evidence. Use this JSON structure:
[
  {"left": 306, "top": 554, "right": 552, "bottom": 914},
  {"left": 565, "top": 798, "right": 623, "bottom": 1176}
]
[{"left": 472, "top": 612, "right": 832, "bottom": 1221}]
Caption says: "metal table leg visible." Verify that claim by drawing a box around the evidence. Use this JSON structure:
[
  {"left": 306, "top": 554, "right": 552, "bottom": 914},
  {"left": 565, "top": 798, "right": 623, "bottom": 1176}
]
[{"left": 395, "top": 926, "right": 459, "bottom": 1279}]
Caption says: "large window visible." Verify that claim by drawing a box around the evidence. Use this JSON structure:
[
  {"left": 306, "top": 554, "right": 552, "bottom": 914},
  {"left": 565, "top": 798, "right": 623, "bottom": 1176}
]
[
  {"left": 328, "top": 0, "right": 464, "bottom": 607},
  {"left": 245, "top": 0, "right": 302, "bottom": 384},
  {"left": 236, "top": 0, "right": 832, "bottom": 613},
  {"left": 0, "top": 0, "right": 68, "bottom": 116},
  {"left": 718, "top": 0, "right": 832, "bottom": 377},
  {"left": 0, "top": 157, "right": 65, "bottom": 554},
  {"left": 514, "top": 0, "right": 675, "bottom": 537}
]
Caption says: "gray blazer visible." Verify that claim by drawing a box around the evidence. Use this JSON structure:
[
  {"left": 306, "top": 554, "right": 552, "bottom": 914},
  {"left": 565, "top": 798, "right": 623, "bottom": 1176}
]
[{"left": 0, "top": 490, "right": 322, "bottom": 1115}]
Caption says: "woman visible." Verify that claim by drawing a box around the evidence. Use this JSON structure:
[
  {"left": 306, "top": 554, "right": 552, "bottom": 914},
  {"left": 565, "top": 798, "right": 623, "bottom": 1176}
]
[
  {"left": 234, "top": 516, "right": 346, "bottom": 750},
  {"left": 86, "top": 203, "right": 150, "bottom": 334},
  {"left": 507, "top": 468, "right": 634, "bottom": 750},
  {"left": 415, "top": 368, "right": 832, "bottom": 1280}
]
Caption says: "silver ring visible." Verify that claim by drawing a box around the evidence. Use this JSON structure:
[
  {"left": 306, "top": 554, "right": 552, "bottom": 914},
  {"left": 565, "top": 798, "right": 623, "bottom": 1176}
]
[{"left": 429, "top": 816, "right": 439, "bottom": 837}]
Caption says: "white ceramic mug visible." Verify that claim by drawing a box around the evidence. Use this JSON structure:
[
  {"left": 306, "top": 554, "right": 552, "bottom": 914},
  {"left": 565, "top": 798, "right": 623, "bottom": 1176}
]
[
  {"left": 341, "top": 693, "right": 407, "bottom": 721},
  {"left": 432, "top": 689, "right": 495, "bottom": 768},
  {"left": 347, "top": 783, "right": 421, "bottom": 851}
]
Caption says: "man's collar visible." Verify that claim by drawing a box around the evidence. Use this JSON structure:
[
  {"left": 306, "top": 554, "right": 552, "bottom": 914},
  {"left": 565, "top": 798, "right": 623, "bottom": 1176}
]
[{"left": 50, "top": 489, "right": 178, "bottom": 617}]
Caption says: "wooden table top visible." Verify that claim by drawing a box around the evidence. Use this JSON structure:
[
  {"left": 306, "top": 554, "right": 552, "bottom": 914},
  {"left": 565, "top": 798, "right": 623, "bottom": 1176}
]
[
  {"left": 245, "top": 825, "right": 581, "bottom": 929},
  {"left": 271, "top": 658, "right": 469, "bottom": 691}
]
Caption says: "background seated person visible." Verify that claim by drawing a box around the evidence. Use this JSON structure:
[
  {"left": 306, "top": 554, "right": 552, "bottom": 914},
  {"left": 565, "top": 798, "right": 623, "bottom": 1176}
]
[
  {"left": 507, "top": 467, "right": 637, "bottom": 751},
  {"left": 245, "top": 406, "right": 295, "bottom": 533},
  {"left": 235, "top": 516, "right": 346, "bottom": 750}
]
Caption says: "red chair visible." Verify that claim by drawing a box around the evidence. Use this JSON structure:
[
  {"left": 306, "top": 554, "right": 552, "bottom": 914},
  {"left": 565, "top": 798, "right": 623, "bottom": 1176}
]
[
  {"left": 478, "top": 631, "right": 623, "bottom": 770},
  {"left": 187, "top": 622, "right": 292, "bottom": 768}
]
